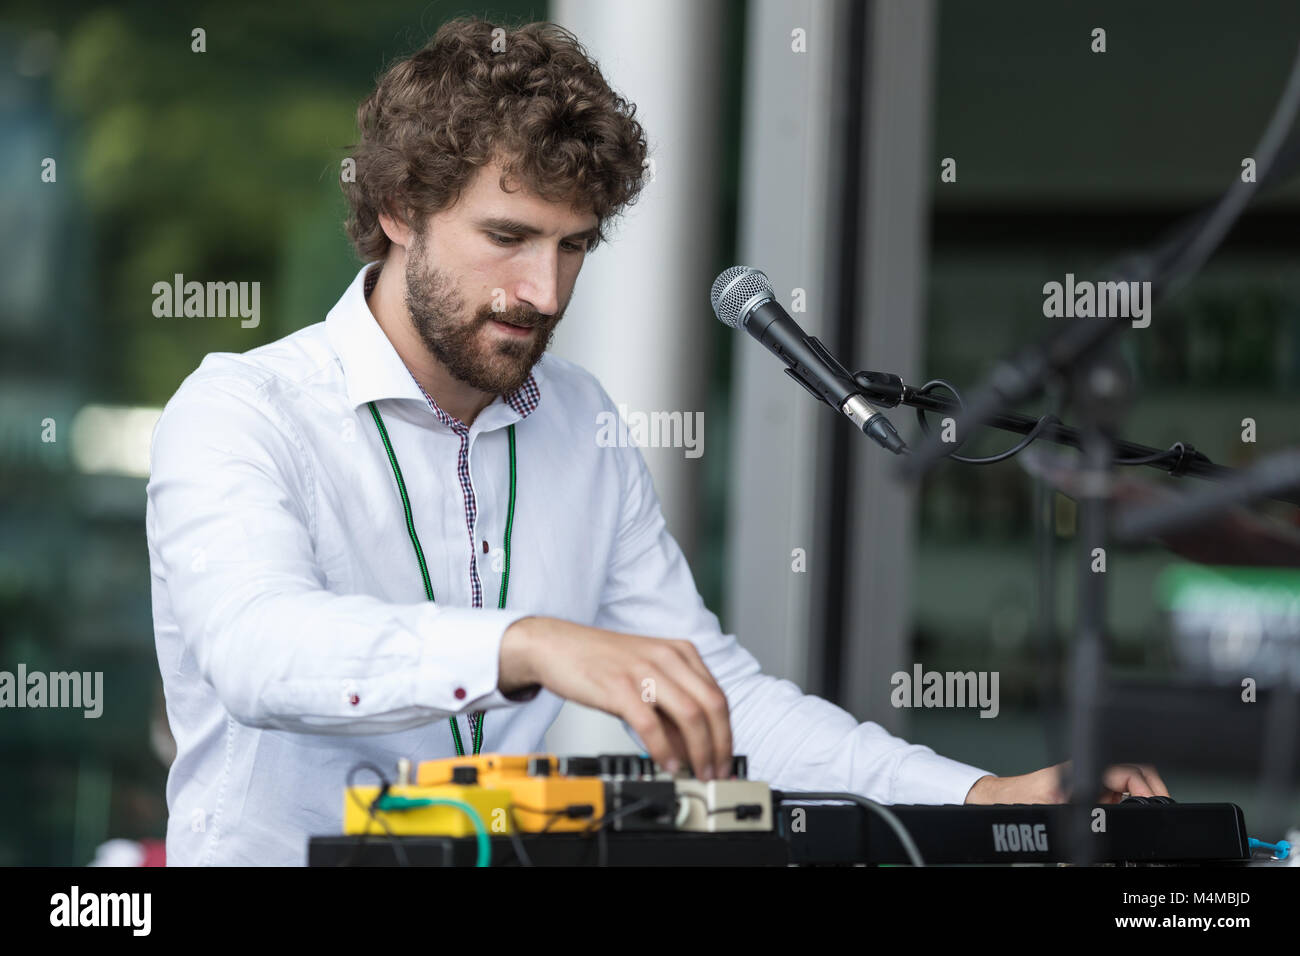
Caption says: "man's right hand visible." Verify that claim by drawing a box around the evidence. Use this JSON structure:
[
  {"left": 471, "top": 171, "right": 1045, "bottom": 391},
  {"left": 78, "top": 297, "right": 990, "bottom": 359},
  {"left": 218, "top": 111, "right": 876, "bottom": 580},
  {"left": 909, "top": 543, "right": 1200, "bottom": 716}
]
[{"left": 499, "top": 615, "right": 734, "bottom": 781}]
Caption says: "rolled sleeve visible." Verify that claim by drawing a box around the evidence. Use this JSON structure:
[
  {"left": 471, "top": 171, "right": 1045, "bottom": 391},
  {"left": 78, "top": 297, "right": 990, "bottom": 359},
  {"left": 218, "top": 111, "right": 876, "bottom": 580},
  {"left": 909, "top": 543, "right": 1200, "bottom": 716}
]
[{"left": 891, "top": 750, "right": 991, "bottom": 805}]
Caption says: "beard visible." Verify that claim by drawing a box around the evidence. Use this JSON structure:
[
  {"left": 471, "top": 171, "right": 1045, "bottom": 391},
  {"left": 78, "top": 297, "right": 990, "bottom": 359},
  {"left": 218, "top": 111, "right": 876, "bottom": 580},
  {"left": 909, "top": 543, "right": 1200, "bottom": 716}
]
[{"left": 404, "top": 233, "right": 563, "bottom": 395}]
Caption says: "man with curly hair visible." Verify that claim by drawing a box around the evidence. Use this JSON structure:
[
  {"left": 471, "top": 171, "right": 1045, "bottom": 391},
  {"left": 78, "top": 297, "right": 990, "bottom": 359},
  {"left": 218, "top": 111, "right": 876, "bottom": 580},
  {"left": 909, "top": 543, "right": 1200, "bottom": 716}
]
[{"left": 146, "top": 16, "right": 1168, "bottom": 865}]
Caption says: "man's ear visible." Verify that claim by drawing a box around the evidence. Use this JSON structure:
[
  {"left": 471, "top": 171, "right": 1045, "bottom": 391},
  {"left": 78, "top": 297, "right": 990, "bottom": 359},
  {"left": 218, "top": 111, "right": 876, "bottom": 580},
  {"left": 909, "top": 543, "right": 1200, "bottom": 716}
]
[{"left": 378, "top": 204, "right": 415, "bottom": 251}]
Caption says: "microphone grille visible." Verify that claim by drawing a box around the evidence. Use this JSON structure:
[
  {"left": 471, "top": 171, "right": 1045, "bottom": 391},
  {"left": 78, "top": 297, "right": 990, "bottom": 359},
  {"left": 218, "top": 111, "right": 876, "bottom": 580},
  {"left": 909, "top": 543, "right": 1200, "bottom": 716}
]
[{"left": 710, "top": 266, "right": 774, "bottom": 329}]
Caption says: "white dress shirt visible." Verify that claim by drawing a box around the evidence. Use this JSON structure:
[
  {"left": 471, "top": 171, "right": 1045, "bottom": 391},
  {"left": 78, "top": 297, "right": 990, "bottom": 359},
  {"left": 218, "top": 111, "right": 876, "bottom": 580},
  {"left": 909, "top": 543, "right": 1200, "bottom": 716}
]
[{"left": 146, "top": 262, "right": 991, "bottom": 866}]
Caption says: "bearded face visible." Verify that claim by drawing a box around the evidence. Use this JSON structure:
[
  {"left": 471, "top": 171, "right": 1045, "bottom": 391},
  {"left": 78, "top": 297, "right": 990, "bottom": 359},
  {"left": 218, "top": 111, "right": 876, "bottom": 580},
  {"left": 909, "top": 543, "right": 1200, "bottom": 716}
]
[{"left": 403, "top": 228, "right": 565, "bottom": 396}]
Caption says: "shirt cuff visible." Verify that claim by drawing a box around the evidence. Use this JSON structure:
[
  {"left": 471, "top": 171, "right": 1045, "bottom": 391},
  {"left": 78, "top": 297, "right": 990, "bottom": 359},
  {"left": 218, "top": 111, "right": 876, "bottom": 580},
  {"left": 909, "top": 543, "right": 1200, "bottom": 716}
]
[
  {"left": 892, "top": 750, "right": 993, "bottom": 805},
  {"left": 416, "top": 604, "right": 535, "bottom": 713}
]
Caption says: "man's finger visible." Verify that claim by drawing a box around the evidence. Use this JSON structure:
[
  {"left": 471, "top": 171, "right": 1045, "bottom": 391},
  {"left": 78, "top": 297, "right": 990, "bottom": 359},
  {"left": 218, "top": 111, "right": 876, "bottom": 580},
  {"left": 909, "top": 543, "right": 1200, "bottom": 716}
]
[
  {"left": 1103, "top": 764, "right": 1156, "bottom": 798},
  {"left": 1138, "top": 763, "right": 1170, "bottom": 797},
  {"left": 660, "top": 647, "right": 732, "bottom": 778},
  {"left": 659, "top": 714, "right": 692, "bottom": 774},
  {"left": 622, "top": 697, "right": 688, "bottom": 773},
  {"left": 649, "top": 675, "right": 718, "bottom": 780}
]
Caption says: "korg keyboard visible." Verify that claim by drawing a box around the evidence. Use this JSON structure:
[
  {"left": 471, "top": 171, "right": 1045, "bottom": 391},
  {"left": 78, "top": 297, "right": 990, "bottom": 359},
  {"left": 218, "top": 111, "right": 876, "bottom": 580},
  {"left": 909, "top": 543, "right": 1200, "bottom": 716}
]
[{"left": 776, "top": 796, "right": 1250, "bottom": 864}]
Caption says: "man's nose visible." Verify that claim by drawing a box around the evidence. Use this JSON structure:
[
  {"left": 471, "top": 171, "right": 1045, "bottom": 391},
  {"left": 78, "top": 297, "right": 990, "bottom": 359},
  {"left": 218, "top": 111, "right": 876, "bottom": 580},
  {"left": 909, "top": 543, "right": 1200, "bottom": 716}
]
[{"left": 516, "top": 250, "right": 561, "bottom": 316}]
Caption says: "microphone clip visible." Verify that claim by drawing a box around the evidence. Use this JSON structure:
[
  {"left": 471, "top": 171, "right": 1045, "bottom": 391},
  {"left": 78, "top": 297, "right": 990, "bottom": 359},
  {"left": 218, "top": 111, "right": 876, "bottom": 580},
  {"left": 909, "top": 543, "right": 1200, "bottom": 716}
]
[{"left": 779, "top": 335, "right": 858, "bottom": 408}]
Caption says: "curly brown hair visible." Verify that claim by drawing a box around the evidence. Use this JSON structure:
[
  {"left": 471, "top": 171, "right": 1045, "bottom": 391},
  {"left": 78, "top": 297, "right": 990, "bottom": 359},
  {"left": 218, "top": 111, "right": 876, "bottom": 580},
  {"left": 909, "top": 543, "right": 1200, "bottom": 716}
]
[{"left": 342, "top": 16, "right": 650, "bottom": 262}]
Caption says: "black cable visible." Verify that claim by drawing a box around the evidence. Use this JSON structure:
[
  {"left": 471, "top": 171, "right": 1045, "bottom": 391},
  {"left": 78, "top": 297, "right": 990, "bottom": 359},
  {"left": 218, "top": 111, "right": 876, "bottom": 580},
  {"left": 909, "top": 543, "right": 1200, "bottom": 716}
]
[
  {"left": 581, "top": 796, "right": 655, "bottom": 834},
  {"left": 777, "top": 792, "right": 925, "bottom": 866},
  {"left": 343, "top": 762, "right": 410, "bottom": 868},
  {"left": 579, "top": 796, "right": 658, "bottom": 868},
  {"left": 504, "top": 806, "right": 533, "bottom": 867},
  {"left": 513, "top": 800, "right": 594, "bottom": 823},
  {"left": 501, "top": 802, "right": 595, "bottom": 864},
  {"left": 677, "top": 791, "right": 758, "bottom": 817},
  {"left": 914, "top": 379, "right": 1064, "bottom": 464},
  {"left": 914, "top": 379, "right": 1189, "bottom": 469},
  {"left": 1114, "top": 441, "right": 1184, "bottom": 467},
  {"left": 340, "top": 762, "right": 384, "bottom": 867}
]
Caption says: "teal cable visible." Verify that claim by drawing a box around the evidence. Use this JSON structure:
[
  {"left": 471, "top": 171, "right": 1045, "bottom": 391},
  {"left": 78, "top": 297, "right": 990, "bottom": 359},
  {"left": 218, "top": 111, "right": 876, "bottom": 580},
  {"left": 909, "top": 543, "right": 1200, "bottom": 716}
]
[{"left": 375, "top": 795, "right": 492, "bottom": 867}]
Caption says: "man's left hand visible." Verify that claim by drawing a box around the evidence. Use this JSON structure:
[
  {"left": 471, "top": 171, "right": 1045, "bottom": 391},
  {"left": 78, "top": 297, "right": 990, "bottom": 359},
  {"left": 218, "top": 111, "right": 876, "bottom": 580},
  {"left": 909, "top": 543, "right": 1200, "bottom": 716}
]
[{"left": 964, "top": 762, "right": 1170, "bottom": 805}]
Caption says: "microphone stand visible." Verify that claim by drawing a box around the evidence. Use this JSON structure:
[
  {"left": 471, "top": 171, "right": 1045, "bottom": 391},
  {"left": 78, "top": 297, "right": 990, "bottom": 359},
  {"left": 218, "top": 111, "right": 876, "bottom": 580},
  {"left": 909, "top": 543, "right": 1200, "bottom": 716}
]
[
  {"left": 1114, "top": 448, "right": 1300, "bottom": 541},
  {"left": 830, "top": 40, "right": 1300, "bottom": 862},
  {"left": 1065, "top": 344, "right": 1124, "bottom": 865},
  {"left": 852, "top": 359, "right": 1300, "bottom": 860},
  {"left": 851, "top": 368, "right": 1300, "bottom": 507},
  {"left": 896, "top": 39, "right": 1300, "bottom": 486}
]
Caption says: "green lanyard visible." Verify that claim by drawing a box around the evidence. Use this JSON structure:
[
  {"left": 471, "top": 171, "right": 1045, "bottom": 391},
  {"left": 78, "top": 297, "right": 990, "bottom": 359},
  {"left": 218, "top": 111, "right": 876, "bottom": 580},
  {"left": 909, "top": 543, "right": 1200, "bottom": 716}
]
[{"left": 366, "top": 401, "right": 517, "bottom": 756}]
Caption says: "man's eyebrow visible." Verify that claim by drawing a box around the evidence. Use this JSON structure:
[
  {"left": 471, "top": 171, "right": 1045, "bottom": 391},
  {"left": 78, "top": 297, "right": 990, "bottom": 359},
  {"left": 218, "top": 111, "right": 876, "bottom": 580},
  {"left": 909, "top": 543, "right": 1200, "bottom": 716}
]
[{"left": 476, "top": 216, "right": 599, "bottom": 242}]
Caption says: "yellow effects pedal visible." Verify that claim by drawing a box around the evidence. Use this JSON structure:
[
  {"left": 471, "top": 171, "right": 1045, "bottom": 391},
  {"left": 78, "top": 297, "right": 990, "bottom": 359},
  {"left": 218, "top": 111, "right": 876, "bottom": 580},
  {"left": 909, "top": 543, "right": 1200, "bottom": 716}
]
[
  {"left": 417, "top": 753, "right": 604, "bottom": 833},
  {"left": 343, "top": 777, "right": 514, "bottom": 838},
  {"left": 416, "top": 752, "right": 556, "bottom": 783}
]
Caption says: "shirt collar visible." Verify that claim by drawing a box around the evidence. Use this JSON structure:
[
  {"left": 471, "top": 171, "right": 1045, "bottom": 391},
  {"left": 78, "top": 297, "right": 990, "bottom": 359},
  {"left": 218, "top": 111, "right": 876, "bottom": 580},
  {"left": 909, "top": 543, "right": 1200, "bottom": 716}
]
[{"left": 326, "top": 262, "right": 545, "bottom": 428}]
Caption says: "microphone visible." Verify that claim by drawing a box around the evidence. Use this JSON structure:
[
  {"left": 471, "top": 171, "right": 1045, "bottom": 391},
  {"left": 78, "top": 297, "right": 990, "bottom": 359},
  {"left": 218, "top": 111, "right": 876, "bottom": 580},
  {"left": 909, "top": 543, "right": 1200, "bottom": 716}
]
[{"left": 710, "top": 266, "right": 907, "bottom": 454}]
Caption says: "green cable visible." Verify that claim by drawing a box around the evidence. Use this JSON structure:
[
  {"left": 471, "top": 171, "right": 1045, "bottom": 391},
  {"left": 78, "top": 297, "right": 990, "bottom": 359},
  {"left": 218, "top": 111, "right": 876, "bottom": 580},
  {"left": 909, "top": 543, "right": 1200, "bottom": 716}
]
[
  {"left": 367, "top": 401, "right": 516, "bottom": 756},
  {"left": 366, "top": 402, "right": 434, "bottom": 599},
  {"left": 374, "top": 795, "right": 491, "bottom": 867},
  {"left": 475, "top": 423, "right": 517, "bottom": 753}
]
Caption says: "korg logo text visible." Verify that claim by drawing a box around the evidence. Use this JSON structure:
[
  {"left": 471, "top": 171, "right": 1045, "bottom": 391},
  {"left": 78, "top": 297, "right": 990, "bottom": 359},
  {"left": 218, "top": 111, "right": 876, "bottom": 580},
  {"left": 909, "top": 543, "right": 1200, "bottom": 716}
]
[{"left": 992, "top": 823, "right": 1048, "bottom": 853}]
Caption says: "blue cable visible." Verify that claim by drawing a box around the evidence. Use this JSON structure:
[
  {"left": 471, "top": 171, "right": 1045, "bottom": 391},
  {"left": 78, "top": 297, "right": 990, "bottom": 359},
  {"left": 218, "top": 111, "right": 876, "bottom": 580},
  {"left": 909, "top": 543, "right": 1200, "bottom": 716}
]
[{"left": 1248, "top": 837, "right": 1291, "bottom": 860}]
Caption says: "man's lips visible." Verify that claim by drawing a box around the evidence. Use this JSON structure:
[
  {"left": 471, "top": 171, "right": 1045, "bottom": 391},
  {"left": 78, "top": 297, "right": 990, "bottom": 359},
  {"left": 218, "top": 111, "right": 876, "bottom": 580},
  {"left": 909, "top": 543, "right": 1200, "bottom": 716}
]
[{"left": 489, "top": 318, "right": 537, "bottom": 336}]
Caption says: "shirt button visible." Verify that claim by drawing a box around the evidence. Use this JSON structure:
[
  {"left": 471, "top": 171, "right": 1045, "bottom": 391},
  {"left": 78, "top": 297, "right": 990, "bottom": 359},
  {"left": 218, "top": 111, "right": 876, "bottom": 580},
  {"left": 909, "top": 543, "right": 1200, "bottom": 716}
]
[
  {"left": 348, "top": 694, "right": 360, "bottom": 706},
  {"left": 454, "top": 687, "right": 467, "bottom": 700}
]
